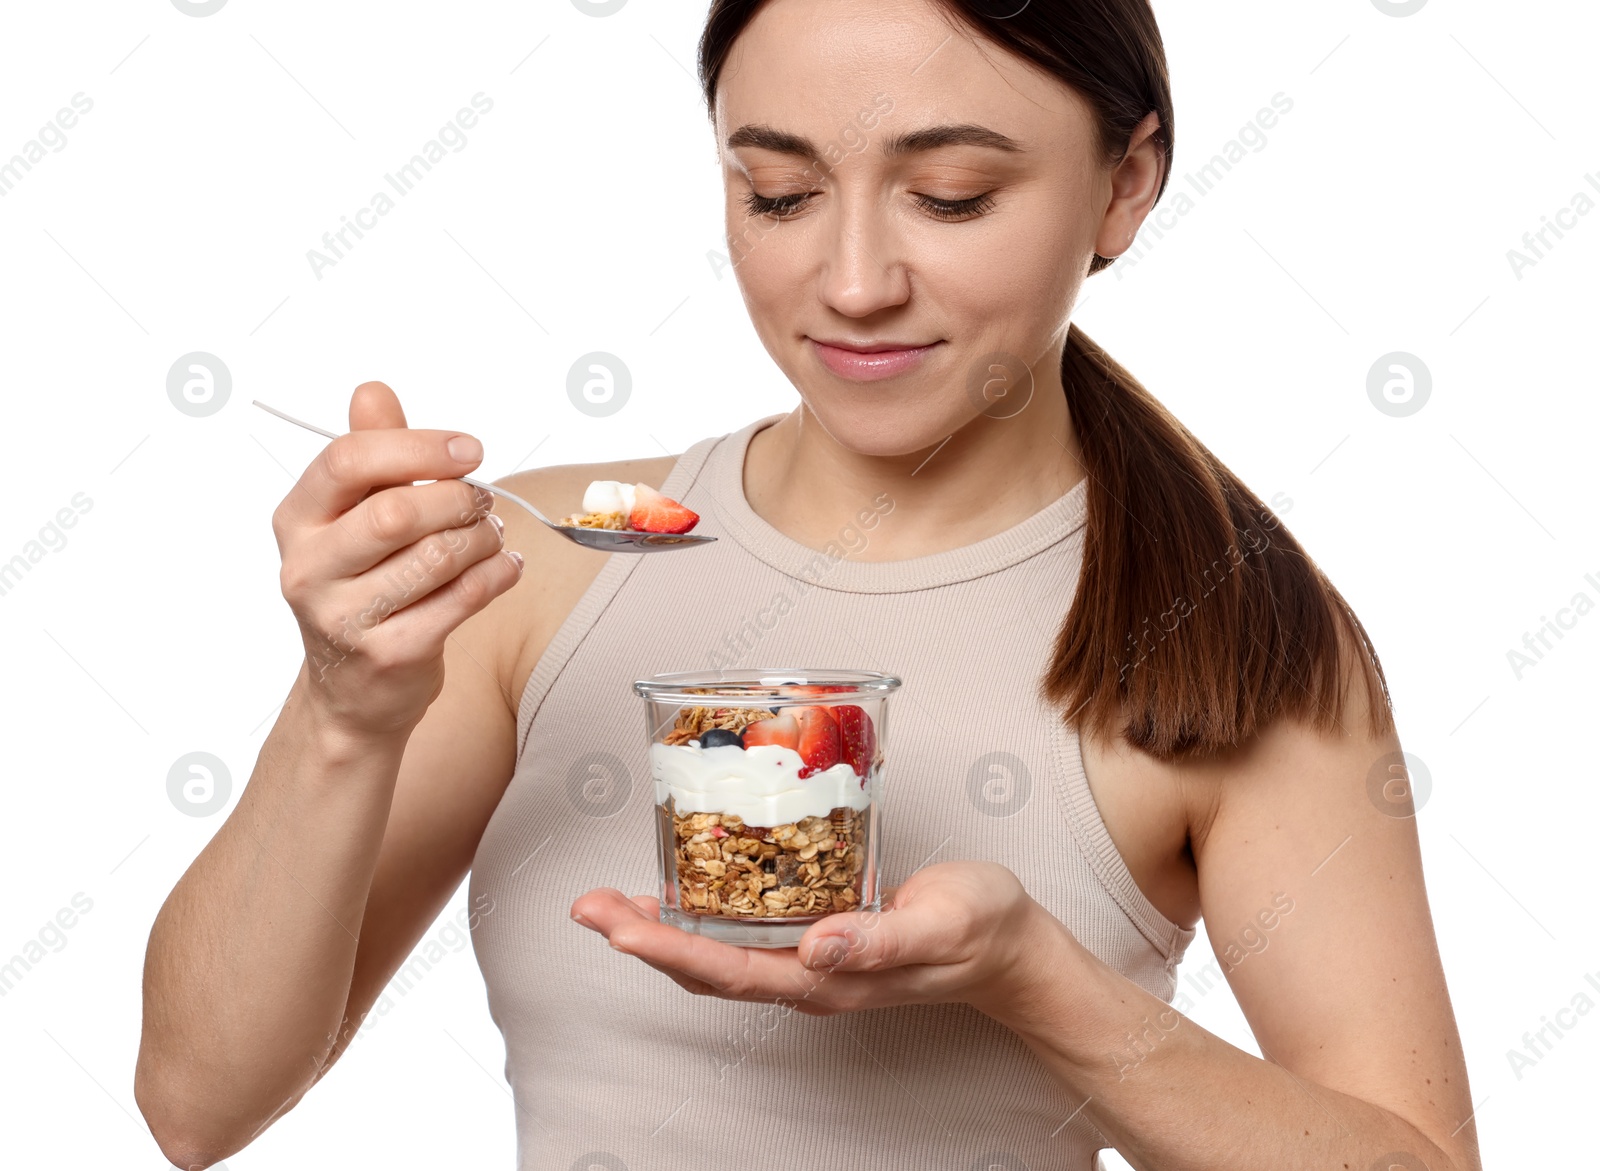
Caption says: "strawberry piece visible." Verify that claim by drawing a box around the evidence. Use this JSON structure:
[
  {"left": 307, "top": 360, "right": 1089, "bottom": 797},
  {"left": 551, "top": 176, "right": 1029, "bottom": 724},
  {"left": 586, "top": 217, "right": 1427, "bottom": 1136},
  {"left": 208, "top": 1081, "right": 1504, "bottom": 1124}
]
[
  {"left": 794, "top": 706, "right": 841, "bottom": 778},
  {"left": 627, "top": 482, "right": 699, "bottom": 534},
  {"left": 835, "top": 705, "right": 875, "bottom": 783},
  {"left": 741, "top": 712, "right": 799, "bottom": 750},
  {"left": 782, "top": 684, "right": 854, "bottom": 696}
]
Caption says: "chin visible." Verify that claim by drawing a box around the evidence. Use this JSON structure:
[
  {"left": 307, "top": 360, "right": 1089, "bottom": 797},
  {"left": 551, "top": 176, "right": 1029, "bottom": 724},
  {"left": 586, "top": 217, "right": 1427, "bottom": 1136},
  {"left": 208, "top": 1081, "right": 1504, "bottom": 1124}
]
[{"left": 798, "top": 391, "right": 973, "bottom": 459}]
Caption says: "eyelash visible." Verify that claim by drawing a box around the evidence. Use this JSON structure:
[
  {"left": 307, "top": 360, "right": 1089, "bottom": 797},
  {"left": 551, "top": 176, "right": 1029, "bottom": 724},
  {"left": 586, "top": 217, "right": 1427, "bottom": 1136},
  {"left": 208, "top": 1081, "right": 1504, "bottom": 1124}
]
[{"left": 740, "top": 190, "right": 996, "bottom": 221}]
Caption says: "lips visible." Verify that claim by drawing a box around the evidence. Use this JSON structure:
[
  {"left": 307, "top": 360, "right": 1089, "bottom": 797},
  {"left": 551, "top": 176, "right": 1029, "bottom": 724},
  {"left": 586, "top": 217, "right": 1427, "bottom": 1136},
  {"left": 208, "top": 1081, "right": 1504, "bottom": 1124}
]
[
  {"left": 807, "top": 337, "right": 941, "bottom": 381},
  {"left": 811, "top": 339, "right": 937, "bottom": 353}
]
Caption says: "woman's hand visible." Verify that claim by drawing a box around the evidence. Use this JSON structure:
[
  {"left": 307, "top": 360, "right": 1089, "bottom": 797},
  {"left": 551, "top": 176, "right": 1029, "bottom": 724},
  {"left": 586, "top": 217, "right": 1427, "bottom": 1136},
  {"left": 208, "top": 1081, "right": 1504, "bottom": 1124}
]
[
  {"left": 570, "top": 861, "right": 1067, "bottom": 1019},
  {"left": 273, "top": 381, "right": 525, "bottom": 739}
]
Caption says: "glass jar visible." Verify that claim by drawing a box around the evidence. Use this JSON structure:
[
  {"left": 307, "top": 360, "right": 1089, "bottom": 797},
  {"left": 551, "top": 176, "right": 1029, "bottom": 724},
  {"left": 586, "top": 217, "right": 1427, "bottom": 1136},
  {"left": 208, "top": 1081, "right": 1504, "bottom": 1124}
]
[{"left": 632, "top": 668, "right": 901, "bottom": 948}]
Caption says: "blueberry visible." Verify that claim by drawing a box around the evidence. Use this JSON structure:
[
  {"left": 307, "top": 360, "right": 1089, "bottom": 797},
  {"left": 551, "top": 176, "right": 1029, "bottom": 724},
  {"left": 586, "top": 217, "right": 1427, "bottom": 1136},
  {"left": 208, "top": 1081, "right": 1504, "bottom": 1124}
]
[{"left": 698, "top": 727, "right": 744, "bottom": 749}]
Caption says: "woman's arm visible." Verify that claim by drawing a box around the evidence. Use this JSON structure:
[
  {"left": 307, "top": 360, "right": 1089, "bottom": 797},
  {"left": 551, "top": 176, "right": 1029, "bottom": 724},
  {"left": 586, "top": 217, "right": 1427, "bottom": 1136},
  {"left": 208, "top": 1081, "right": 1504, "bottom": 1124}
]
[
  {"left": 134, "top": 384, "right": 526, "bottom": 1168},
  {"left": 986, "top": 681, "right": 1482, "bottom": 1171},
  {"left": 134, "top": 652, "right": 510, "bottom": 1168},
  {"left": 135, "top": 413, "right": 680, "bottom": 1168},
  {"left": 575, "top": 645, "right": 1482, "bottom": 1171}
]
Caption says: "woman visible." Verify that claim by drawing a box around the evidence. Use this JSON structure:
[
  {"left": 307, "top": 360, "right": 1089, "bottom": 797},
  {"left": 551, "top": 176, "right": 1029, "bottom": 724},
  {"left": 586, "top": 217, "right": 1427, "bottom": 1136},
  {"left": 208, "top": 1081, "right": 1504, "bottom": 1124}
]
[{"left": 134, "top": 1, "right": 1482, "bottom": 1168}]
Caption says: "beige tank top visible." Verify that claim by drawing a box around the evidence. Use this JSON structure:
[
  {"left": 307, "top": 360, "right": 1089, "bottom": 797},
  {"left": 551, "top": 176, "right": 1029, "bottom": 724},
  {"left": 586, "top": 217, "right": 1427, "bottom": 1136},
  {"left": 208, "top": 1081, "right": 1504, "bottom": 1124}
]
[{"left": 470, "top": 413, "right": 1195, "bottom": 1170}]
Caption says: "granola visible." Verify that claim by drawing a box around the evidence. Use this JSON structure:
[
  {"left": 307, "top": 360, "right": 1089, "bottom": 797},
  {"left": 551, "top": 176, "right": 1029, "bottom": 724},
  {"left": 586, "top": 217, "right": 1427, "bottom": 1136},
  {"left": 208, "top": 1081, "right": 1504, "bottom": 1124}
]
[
  {"left": 662, "top": 703, "right": 780, "bottom": 746},
  {"left": 560, "top": 510, "right": 628, "bottom": 530},
  {"left": 663, "top": 801, "right": 868, "bottom": 919}
]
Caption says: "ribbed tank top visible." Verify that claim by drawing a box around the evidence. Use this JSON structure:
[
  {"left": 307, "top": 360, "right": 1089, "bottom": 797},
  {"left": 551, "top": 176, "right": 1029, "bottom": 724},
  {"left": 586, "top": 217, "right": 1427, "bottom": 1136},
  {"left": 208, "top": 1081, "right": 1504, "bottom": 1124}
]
[{"left": 470, "top": 413, "right": 1196, "bottom": 1171}]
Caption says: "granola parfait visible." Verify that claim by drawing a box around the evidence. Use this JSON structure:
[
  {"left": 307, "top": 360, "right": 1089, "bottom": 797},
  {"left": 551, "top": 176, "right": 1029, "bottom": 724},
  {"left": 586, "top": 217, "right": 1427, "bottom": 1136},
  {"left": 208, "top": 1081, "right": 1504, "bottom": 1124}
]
[{"left": 633, "top": 669, "right": 902, "bottom": 948}]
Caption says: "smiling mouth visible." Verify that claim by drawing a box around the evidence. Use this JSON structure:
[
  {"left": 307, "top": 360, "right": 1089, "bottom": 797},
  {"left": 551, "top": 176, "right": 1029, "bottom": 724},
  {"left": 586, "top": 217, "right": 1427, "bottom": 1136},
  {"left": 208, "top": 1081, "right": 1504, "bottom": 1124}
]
[
  {"left": 806, "top": 337, "right": 943, "bottom": 382},
  {"left": 809, "top": 338, "right": 940, "bottom": 353}
]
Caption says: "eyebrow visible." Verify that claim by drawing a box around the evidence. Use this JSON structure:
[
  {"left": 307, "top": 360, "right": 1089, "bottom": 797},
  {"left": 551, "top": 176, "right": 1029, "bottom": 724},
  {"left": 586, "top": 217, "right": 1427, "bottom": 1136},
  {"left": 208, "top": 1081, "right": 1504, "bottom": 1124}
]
[{"left": 725, "top": 122, "right": 1024, "bottom": 158}]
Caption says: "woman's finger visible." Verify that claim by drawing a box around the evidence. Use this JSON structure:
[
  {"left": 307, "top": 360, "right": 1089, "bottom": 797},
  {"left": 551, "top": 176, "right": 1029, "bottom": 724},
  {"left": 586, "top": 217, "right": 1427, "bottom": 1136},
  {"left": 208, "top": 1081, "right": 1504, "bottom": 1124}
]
[
  {"left": 314, "top": 478, "right": 491, "bottom": 579},
  {"left": 336, "top": 509, "right": 506, "bottom": 622},
  {"left": 570, "top": 887, "right": 656, "bottom": 930},
  {"left": 799, "top": 893, "right": 963, "bottom": 974}
]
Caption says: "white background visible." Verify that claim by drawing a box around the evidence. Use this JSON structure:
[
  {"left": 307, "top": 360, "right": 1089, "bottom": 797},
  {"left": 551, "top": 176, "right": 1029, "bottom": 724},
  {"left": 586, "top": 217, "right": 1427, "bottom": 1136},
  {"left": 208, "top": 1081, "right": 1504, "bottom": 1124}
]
[{"left": 0, "top": 0, "right": 1593, "bottom": 1167}]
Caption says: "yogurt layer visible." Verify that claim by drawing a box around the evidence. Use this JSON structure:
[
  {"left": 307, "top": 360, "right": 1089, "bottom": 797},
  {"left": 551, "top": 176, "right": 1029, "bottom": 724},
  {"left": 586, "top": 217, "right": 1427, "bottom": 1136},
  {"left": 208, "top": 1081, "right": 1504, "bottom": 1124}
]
[
  {"left": 581, "top": 480, "right": 637, "bottom": 515},
  {"left": 650, "top": 741, "right": 874, "bottom": 826}
]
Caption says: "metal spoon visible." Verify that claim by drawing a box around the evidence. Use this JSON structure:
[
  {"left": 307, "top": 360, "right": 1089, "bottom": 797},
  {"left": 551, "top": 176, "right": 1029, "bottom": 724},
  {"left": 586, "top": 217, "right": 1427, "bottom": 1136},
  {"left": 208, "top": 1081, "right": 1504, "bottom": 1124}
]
[{"left": 251, "top": 400, "right": 715, "bottom": 552}]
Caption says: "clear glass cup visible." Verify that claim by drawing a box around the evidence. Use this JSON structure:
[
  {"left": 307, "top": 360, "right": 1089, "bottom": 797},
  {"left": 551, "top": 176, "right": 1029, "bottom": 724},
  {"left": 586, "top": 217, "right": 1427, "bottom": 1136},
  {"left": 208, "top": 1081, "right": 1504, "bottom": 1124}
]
[{"left": 633, "top": 668, "right": 902, "bottom": 948}]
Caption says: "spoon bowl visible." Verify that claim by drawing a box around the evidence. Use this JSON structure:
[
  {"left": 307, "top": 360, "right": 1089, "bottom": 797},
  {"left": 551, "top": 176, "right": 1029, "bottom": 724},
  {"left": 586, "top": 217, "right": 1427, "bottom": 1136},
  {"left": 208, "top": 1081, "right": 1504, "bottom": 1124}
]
[
  {"left": 558, "top": 526, "right": 714, "bottom": 552},
  {"left": 252, "top": 399, "right": 716, "bottom": 552}
]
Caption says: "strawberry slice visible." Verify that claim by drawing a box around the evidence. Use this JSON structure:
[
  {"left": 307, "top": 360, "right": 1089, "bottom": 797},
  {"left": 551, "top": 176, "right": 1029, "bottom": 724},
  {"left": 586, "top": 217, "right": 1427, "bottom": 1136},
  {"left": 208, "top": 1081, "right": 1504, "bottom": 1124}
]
[
  {"left": 627, "top": 482, "right": 699, "bottom": 534},
  {"left": 741, "top": 712, "right": 799, "bottom": 750},
  {"left": 782, "top": 684, "right": 854, "bottom": 696},
  {"left": 834, "top": 704, "right": 875, "bottom": 782},
  {"left": 793, "top": 705, "right": 841, "bottom": 778}
]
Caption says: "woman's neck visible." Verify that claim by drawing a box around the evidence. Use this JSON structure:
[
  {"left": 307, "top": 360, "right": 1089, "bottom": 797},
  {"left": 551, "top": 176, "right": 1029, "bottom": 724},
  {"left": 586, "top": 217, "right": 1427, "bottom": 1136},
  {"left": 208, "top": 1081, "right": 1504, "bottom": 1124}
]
[{"left": 742, "top": 369, "right": 1086, "bottom": 563}]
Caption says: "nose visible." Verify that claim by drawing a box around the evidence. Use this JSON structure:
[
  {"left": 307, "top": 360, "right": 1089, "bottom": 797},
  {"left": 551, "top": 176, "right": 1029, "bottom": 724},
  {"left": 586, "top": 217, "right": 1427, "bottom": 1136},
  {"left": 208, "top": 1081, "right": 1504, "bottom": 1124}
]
[{"left": 815, "top": 193, "right": 911, "bottom": 318}]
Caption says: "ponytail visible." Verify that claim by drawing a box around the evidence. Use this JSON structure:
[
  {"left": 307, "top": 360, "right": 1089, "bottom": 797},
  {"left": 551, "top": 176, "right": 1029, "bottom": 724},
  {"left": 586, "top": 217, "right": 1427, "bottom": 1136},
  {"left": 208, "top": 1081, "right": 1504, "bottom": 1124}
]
[
  {"left": 698, "top": 0, "right": 1395, "bottom": 757},
  {"left": 1040, "top": 324, "right": 1393, "bottom": 758}
]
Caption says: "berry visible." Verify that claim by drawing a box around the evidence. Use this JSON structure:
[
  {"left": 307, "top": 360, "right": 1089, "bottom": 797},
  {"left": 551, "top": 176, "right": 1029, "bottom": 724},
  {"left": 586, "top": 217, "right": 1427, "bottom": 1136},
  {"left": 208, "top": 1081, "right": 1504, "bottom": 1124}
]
[
  {"left": 742, "top": 713, "right": 799, "bottom": 750},
  {"left": 697, "top": 727, "right": 744, "bottom": 749},
  {"left": 835, "top": 704, "right": 875, "bottom": 782},
  {"left": 794, "top": 705, "right": 841, "bottom": 778},
  {"left": 627, "top": 482, "right": 699, "bottom": 534},
  {"left": 781, "top": 684, "right": 854, "bottom": 697}
]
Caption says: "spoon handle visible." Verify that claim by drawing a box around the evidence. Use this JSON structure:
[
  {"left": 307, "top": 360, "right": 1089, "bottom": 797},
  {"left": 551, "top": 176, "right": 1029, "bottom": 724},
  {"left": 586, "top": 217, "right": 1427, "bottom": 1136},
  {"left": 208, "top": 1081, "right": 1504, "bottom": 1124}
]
[{"left": 250, "top": 399, "right": 558, "bottom": 528}]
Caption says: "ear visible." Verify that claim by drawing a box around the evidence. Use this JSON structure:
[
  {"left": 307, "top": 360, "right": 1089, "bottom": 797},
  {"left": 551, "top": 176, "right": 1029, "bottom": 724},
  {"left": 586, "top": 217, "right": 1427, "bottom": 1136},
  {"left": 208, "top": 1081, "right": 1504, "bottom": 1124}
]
[{"left": 1095, "top": 110, "right": 1166, "bottom": 261}]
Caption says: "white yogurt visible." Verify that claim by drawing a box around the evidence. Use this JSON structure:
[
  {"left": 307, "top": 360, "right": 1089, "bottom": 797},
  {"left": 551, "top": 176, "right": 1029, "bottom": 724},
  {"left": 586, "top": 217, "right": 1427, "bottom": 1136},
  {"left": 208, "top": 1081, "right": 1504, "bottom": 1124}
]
[
  {"left": 581, "top": 480, "right": 637, "bottom": 515},
  {"left": 650, "top": 741, "right": 874, "bottom": 826}
]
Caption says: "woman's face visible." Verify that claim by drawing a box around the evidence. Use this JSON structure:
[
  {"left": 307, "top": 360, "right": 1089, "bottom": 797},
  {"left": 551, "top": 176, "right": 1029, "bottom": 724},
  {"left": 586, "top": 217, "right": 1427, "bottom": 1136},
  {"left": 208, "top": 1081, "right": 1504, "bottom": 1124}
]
[{"left": 714, "top": 0, "right": 1154, "bottom": 458}]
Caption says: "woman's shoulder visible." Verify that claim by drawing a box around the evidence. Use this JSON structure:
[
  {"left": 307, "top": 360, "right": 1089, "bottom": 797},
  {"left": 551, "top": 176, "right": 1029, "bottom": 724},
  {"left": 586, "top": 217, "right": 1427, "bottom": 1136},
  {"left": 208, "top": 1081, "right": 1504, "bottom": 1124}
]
[
  {"left": 1081, "top": 616, "right": 1395, "bottom": 931},
  {"left": 474, "top": 453, "right": 682, "bottom": 722}
]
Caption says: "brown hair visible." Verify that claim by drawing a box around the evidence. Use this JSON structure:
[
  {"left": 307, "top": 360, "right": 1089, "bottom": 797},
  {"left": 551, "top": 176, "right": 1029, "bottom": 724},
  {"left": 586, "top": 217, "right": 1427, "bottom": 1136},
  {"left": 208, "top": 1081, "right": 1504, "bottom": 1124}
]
[{"left": 698, "top": 0, "right": 1393, "bottom": 758}]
